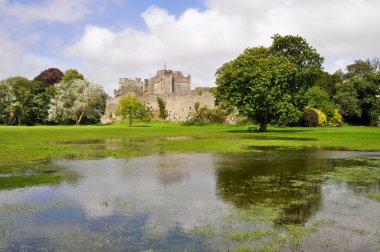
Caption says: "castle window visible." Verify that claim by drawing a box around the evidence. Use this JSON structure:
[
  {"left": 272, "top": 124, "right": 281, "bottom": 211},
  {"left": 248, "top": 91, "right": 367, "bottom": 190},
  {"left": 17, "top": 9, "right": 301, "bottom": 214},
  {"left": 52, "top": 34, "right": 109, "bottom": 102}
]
[{"left": 189, "top": 107, "right": 192, "bottom": 110}]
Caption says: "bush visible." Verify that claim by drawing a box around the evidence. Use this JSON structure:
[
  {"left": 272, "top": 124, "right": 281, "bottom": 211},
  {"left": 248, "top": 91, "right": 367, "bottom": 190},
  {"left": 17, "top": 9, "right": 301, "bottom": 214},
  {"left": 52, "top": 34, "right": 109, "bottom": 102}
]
[
  {"left": 328, "top": 109, "right": 343, "bottom": 127},
  {"left": 182, "top": 117, "right": 205, "bottom": 126},
  {"left": 303, "top": 108, "right": 318, "bottom": 127},
  {"left": 303, "top": 107, "right": 327, "bottom": 127}
]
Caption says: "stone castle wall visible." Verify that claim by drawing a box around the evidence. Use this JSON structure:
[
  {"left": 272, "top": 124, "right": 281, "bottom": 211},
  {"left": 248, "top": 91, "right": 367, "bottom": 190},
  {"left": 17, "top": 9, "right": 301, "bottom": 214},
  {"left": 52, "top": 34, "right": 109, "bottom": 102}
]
[
  {"left": 104, "top": 88, "right": 215, "bottom": 122},
  {"left": 103, "top": 69, "right": 215, "bottom": 122}
]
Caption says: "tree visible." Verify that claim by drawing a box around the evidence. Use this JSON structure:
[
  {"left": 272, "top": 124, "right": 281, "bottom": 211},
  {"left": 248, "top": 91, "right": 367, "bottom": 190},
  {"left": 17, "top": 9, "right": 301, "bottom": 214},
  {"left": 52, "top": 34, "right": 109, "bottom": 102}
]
[
  {"left": 48, "top": 79, "right": 106, "bottom": 125},
  {"left": 61, "top": 69, "right": 85, "bottom": 82},
  {"left": 215, "top": 35, "right": 324, "bottom": 131},
  {"left": 0, "top": 79, "right": 13, "bottom": 125},
  {"left": 304, "top": 86, "right": 336, "bottom": 118},
  {"left": 157, "top": 97, "right": 168, "bottom": 120},
  {"left": 0, "top": 77, "right": 53, "bottom": 125},
  {"left": 334, "top": 82, "right": 361, "bottom": 121},
  {"left": 34, "top": 68, "right": 63, "bottom": 87},
  {"left": 270, "top": 34, "right": 324, "bottom": 95},
  {"left": 343, "top": 59, "right": 380, "bottom": 125},
  {"left": 116, "top": 93, "right": 147, "bottom": 126},
  {"left": 215, "top": 46, "right": 301, "bottom": 131}
]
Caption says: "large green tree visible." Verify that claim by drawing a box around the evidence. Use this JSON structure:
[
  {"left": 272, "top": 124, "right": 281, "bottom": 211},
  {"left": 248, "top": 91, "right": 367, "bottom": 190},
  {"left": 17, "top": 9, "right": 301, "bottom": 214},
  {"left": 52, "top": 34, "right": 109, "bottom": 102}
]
[
  {"left": 343, "top": 59, "right": 380, "bottom": 125},
  {"left": 215, "top": 47, "right": 299, "bottom": 131},
  {"left": 0, "top": 77, "right": 51, "bottom": 125},
  {"left": 215, "top": 35, "right": 324, "bottom": 131},
  {"left": 334, "top": 82, "right": 361, "bottom": 121}
]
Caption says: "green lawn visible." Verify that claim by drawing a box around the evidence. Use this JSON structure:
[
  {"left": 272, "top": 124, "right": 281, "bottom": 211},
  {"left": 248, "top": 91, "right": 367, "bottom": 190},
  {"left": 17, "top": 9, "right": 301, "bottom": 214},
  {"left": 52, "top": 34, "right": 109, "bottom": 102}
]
[{"left": 0, "top": 121, "right": 379, "bottom": 189}]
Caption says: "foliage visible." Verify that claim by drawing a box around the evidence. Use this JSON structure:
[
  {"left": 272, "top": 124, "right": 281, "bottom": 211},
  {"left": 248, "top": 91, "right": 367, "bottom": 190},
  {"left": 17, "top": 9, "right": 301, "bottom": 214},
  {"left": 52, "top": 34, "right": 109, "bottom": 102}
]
[
  {"left": 305, "top": 86, "right": 335, "bottom": 118},
  {"left": 344, "top": 59, "right": 380, "bottom": 125},
  {"left": 197, "top": 107, "right": 227, "bottom": 124},
  {"left": 334, "top": 82, "right": 361, "bottom": 121},
  {"left": 0, "top": 77, "right": 52, "bottom": 125},
  {"left": 62, "top": 69, "right": 85, "bottom": 82},
  {"left": 328, "top": 109, "right": 343, "bottom": 127},
  {"left": 215, "top": 35, "right": 324, "bottom": 132},
  {"left": 270, "top": 34, "right": 324, "bottom": 97},
  {"left": 116, "top": 93, "right": 148, "bottom": 126},
  {"left": 157, "top": 97, "right": 168, "bottom": 120},
  {"left": 303, "top": 108, "right": 318, "bottom": 127},
  {"left": 182, "top": 117, "right": 205, "bottom": 126},
  {"left": 34, "top": 68, "right": 63, "bottom": 87},
  {"left": 48, "top": 79, "right": 106, "bottom": 125},
  {"left": 215, "top": 46, "right": 297, "bottom": 131},
  {"left": 305, "top": 107, "right": 327, "bottom": 126}
]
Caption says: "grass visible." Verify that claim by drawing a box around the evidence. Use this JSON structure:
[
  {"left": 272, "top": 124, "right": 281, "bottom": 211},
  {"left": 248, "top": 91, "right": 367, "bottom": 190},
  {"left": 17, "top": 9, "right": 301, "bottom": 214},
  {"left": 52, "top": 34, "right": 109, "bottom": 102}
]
[{"left": 0, "top": 121, "right": 379, "bottom": 189}]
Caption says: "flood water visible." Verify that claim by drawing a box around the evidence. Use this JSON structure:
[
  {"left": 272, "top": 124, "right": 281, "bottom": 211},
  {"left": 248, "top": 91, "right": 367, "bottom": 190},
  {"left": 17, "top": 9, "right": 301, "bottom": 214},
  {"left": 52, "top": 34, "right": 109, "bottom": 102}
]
[{"left": 0, "top": 149, "right": 379, "bottom": 251}]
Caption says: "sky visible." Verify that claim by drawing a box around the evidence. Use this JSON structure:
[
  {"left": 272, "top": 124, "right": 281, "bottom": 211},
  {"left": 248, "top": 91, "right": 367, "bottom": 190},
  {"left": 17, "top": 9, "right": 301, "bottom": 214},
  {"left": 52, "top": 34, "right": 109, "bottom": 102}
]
[{"left": 0, "top": 0, "right": 379, "bottom": 95}]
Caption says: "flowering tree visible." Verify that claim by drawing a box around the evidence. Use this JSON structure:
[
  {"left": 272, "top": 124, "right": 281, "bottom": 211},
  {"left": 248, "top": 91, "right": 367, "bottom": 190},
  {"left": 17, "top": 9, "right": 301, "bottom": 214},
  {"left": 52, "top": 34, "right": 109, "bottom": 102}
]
[{"left": 48, "top": 79, "right": 106, "bottom": 125}]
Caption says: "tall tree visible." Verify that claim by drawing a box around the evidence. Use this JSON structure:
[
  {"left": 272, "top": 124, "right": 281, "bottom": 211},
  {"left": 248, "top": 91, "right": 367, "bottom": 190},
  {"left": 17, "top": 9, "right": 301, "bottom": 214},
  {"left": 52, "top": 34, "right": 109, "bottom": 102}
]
[
  {"left": 48, "top": 79, "right": 106, "bottom": 125},
  {"left": 334, "top": 82, "right": 361, "bottom": 121},
  {"left": 215, "top": 47, "right": 299, "bottom": 131},
  {"left": 215, "top": 35, "right": 324, "bottom": 131},
  {"left": 344, "top": 59, "right": 380, "bottom": 125}
]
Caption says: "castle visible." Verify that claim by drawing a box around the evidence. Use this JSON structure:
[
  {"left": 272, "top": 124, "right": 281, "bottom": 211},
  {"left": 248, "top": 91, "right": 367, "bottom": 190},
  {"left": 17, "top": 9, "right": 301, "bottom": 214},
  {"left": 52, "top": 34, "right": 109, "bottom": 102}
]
[
  {"left": 115, "top": 70, "right": 192, "bottom": 97},
  {"left": 103, "top": 69, "right": 215, "bottom": 122}
]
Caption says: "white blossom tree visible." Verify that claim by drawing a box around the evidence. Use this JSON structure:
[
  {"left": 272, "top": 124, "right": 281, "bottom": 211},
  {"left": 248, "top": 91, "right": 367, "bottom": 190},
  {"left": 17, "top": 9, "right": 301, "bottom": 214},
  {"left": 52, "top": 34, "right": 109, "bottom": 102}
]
[{"left": 48, "top": 79, "right": 106, "bottom": 125}]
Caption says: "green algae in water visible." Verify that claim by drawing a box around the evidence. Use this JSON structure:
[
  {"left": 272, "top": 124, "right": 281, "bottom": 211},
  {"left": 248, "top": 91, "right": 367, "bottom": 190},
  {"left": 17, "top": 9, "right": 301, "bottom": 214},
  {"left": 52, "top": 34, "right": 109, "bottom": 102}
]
[{"left": 368, "top": 193, "right": 380, "bottom": 201}]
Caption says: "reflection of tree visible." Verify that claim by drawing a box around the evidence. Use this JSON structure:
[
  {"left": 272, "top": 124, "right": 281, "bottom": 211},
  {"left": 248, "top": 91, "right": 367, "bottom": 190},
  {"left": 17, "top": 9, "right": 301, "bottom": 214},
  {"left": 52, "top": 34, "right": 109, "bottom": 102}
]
[{"left": 215, "top": 150, "right": 334, "bottom": 224}]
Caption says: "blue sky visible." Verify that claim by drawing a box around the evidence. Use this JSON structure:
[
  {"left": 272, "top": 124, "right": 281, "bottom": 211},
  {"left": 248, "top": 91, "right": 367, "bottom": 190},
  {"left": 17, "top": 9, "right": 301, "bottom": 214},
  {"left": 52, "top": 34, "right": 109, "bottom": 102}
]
[{"left": 1, "top": 0, "right": 379, "bottom": 95}]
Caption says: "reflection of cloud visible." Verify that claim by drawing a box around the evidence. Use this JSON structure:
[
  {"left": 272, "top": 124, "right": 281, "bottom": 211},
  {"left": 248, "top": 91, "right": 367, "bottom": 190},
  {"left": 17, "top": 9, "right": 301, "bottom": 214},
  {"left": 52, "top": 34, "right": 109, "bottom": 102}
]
[{"left": 52, "top": 154, "right": 230, "bottom": 230}]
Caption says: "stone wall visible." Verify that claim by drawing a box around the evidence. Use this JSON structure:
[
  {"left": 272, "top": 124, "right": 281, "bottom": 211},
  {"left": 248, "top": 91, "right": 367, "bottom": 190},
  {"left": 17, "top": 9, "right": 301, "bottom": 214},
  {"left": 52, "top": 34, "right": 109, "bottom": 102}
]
[
  {"left": 103, "top": 69, "right": 215, "bottom": 123},
  {"left": 103, "top": 89, "right": 215, "bottom": 122}
]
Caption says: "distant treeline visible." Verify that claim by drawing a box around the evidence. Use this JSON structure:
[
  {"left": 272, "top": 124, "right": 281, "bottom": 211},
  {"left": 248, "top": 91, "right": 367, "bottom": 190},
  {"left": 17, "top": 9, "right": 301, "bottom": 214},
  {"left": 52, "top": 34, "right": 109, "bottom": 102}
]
[{"left": 0, "top": 68, "right": 106, "bottom": 125}]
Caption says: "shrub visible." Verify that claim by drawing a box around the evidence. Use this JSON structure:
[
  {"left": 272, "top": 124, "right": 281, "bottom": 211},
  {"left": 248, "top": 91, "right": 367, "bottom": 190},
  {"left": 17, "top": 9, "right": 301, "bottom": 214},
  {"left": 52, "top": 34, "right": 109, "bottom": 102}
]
[
  {"left": 303, "top": 108, "right": 318, "bottom": 127},
  {"left": 328, "top": 109, "right": 343, "bottom": 127},
  {"left": 182, "top": 117, "right": 204, "bottom": 126},
  {"left": 303, "top": 107, "right": 327, "bottom": 127}
]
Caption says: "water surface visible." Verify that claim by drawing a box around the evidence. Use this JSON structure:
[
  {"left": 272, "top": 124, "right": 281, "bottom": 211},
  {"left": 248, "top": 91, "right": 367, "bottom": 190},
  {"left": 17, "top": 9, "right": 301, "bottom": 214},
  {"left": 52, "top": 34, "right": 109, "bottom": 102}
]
[{"left": 0, "top": 149, "right": 379, "bottom": 251}]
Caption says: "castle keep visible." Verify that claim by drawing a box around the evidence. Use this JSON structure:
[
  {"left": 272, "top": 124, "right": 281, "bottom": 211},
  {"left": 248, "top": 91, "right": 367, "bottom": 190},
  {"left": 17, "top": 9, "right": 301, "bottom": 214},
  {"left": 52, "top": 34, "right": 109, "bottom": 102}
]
[
  {"left": 115, "top": 70, "right": 191, "bottom": 97},
  {"left": 104, "top": 69, "right": 215, "bottom": 122}
]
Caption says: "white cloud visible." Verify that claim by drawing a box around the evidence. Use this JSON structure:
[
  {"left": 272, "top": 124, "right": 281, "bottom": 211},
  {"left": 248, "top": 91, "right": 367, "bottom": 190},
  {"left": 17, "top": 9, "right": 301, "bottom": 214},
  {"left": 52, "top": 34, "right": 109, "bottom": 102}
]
[
  {"left": 0, "top": 30, "right": 55, "bottom": 80},
  {"left": 65, "top": 0, "right": 380, "bottom": 95},
  {"left": 0, "top": 0, "right": 91, "bottom": 23}
]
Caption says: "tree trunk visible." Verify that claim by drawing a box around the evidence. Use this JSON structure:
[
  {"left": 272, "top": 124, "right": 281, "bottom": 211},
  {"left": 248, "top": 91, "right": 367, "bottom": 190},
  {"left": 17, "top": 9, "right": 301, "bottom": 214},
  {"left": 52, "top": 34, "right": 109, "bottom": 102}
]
[
  {"left": 129, "top": 114, "right": 132, "bottom": 127},
  {"left": 76, "top": 111, "right": 85, "bottom": 125},
  {"left": 259, "top": 122, "right": 267, "bottom": 132}
]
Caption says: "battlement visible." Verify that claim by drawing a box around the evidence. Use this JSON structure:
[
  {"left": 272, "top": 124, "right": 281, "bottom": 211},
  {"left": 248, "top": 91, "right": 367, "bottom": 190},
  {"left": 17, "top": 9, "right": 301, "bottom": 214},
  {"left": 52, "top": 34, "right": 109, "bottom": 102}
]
[{"left": 114, "top": 69, "right": 191, "bottom": 97}]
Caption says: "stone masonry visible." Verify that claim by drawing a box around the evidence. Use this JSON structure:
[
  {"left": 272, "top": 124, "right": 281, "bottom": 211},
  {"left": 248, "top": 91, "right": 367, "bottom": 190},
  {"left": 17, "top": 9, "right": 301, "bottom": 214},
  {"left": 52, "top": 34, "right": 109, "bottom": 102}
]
[{"left": 103, "top": 69, "right": 215, "bottom": 122}]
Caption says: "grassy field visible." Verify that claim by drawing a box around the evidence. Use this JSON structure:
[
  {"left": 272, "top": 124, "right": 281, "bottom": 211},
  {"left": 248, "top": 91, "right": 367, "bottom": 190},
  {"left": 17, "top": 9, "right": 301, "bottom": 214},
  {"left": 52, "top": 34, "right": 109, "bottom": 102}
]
[{"left": 0, "top": 121, "right": 379, "bottom": 189}]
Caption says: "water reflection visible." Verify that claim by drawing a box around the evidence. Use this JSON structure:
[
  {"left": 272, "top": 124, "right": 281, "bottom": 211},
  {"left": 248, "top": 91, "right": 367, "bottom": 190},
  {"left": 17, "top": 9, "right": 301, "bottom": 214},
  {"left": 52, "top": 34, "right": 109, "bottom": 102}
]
[{"left": 0, "top": 151, "right": 379, "bottom": 251}]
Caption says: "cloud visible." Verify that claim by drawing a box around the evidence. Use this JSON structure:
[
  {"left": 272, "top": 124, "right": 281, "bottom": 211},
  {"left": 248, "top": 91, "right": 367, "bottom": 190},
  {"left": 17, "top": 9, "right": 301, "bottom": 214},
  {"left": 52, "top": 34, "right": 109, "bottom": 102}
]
[
  {"left": 0, "top": 30, "right": 55, "bottom": 80},
  {"left": 65, "top": 0, "right": 380, "bottom": 95},
  {"left": 0, "top": 0, "right": 92, "bottom": 23}
]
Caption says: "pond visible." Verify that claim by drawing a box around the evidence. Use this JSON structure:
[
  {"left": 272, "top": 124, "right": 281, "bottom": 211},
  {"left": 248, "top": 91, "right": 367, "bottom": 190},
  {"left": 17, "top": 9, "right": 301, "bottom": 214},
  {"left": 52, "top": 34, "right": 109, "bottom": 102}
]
[{"left": 0, "top": 149, "right": 379, "bottom": 251}]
